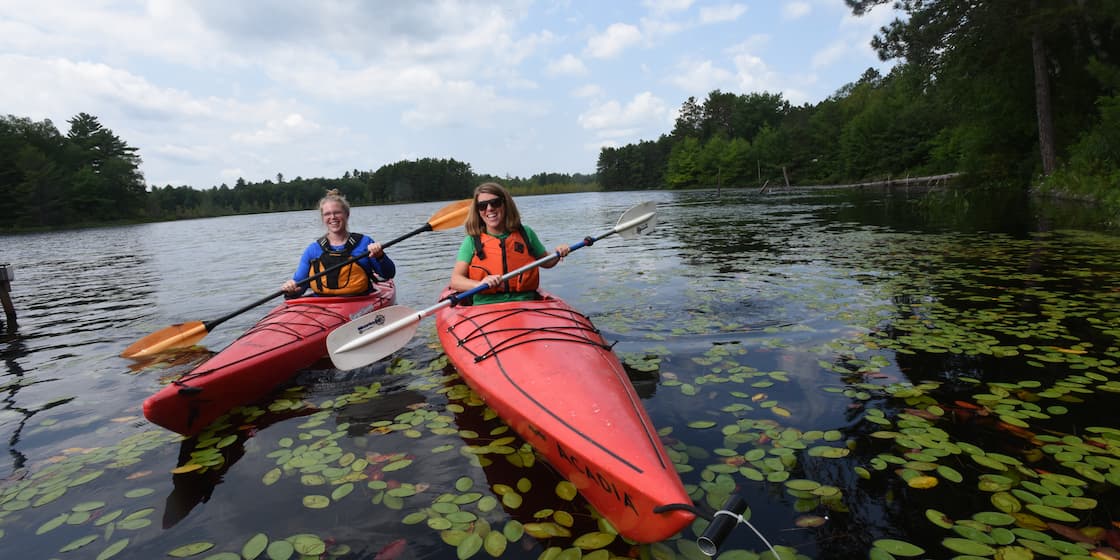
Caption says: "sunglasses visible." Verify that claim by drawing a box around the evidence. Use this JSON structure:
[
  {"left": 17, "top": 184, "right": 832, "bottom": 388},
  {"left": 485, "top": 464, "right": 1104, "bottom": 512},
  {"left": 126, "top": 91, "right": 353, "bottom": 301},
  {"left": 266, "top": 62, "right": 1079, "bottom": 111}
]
[{"left": 476, "top": 198, "right": 504, "bottom": 211}]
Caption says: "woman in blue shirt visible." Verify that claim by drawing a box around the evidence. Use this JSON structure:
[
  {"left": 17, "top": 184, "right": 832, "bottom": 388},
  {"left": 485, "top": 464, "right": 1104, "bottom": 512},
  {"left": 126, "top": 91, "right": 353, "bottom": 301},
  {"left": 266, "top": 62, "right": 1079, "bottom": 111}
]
[{"left": 281, "top": 189, "right": 395, "bottom": 297}]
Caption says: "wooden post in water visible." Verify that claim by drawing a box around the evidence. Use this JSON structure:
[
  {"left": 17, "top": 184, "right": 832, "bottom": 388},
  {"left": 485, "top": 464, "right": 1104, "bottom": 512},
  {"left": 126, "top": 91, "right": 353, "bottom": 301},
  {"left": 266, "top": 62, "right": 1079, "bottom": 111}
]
[{"left": 1, "top": 263, "right": 15, "bottom": 329}]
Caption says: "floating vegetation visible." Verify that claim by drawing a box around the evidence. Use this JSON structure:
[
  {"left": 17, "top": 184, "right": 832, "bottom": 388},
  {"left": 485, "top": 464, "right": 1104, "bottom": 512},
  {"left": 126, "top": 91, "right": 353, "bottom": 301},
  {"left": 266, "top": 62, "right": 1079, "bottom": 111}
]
[{"left": 7, "top": 197, "right": 1120, "bottom": 559}]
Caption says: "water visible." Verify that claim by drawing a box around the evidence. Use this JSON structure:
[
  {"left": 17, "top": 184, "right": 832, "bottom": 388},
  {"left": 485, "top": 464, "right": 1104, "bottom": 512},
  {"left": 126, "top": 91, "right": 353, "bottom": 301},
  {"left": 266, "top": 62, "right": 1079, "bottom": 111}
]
[{"left": 2, "top": 189, "right": 1119, "bottom": 560}]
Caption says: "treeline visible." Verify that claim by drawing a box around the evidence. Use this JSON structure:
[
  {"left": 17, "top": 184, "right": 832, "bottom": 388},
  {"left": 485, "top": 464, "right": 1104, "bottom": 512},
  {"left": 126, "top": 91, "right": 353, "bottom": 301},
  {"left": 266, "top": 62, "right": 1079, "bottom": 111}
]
[
  {"left": 5, "top": 1, "right": 1116, "bottom": 230},
  {"left": 599, "top": 0, "right": 1120, "bottom": 204},
  {"left": 1, "top": 113, "right": 147, "bottom": 229},
  {"left": 145, "top": 163, "right": 597, "bottom": 220},
  {"left": 0, "top": 113, "right": 596, "bottom": 230},
  {"left": 598, "top": 69, "right": 952, "bottom": 190}
]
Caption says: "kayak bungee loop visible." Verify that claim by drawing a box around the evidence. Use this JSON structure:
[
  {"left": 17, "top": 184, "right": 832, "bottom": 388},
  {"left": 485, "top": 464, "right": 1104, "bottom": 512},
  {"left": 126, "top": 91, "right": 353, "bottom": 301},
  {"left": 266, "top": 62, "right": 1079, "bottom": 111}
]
[
  {"left": 175, "top": 384, "right": 202, "bottom": 395},
  {"left": 171, "top": 303, "right": 352, "bottom": 384},
  {"left": 654, "top": 495, "right": 779, "bottom": 558},
  {"left": 445, "top": 307, "right": 612, "bottom": 363}
]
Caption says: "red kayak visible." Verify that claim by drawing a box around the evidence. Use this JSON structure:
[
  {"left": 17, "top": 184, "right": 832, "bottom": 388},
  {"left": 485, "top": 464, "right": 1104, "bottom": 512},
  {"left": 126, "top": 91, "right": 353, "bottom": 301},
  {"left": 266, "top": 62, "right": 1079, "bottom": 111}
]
[
  {"left": 435, "top": 289, "right": 694, "bottom": 543},
  {"left": 144, "top": 281, "right": 396, "bottom": 436}
]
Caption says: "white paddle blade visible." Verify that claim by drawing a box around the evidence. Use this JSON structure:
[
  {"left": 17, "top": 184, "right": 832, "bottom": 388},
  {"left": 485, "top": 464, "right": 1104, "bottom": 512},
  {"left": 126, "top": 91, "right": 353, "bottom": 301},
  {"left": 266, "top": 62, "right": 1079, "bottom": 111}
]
[
  {"left": 614, "top": 201, "right": 657, "bottom": 239},
  {"left": 327, "top": 305, "right": 422, "bottom": 370}
]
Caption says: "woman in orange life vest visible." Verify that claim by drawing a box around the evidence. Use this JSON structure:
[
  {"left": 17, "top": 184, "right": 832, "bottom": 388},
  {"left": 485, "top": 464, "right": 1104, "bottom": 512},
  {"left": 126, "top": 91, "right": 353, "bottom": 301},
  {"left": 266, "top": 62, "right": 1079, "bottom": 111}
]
[
  {"left": 280, "top": 189, "right": 395, "bottom": 297},
  {"left": 449, "top": 182, "right": 570, "bottom": 305}
]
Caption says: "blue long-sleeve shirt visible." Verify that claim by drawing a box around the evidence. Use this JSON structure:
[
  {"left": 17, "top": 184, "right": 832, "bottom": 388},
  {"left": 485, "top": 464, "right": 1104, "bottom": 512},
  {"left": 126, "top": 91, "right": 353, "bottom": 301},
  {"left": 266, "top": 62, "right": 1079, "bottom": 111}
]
[{"left": 289, "top": 233, "right": 395, "bottom": 296}]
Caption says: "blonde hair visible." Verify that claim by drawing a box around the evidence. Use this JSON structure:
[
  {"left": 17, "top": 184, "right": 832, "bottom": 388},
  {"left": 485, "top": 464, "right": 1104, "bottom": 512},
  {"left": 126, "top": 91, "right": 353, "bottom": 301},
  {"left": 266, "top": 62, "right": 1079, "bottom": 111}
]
[
  {"left": 464, "top": 182, "right": 523, "bottom": 236},
  {"left": 319, "top": 189, "right": 351, "bottom": 216}
]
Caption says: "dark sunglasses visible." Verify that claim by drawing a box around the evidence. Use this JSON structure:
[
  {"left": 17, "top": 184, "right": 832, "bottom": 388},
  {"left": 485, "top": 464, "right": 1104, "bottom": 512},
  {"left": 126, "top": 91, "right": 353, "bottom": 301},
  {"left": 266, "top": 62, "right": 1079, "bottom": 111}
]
[{"left": 476, "top": 198, "right": 504, "bottom": 211}]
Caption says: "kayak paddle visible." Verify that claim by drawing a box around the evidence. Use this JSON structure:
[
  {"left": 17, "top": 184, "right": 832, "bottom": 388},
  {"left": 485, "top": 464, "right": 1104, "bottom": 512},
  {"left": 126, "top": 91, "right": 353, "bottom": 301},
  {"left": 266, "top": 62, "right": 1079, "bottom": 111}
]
[
  {"left": 326, "top": 201, "right": 658, "bottom": 370},
  {"left": 120, "top": 198, "right": 472, "bottom": 359}
]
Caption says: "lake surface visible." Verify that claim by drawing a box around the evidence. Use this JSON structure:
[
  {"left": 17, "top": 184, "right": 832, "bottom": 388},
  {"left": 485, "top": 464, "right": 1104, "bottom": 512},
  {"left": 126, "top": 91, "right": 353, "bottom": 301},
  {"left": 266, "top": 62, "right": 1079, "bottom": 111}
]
[{"left": 2, "top": 189, "right": 1119, "bottom": 560}]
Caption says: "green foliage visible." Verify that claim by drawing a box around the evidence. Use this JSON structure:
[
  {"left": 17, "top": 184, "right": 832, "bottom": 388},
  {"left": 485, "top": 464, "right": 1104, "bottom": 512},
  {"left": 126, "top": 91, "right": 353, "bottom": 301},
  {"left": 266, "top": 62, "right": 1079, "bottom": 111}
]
[
  {"left": 1040, "top": 86, "right": 1120, "bottom": 208},
  {"left": 596, "top": 138, "right": 671, "bottom": 190},
  {"left": 599, "top": 0, "right": 1119, "bottom": 205},
  {"left": 0, "top": 121, "right": 601, "bottom": 231},
  {"left": 666, "top": 137, "right": 701, "bottom": 189},
  {"left": 0, "top": 113, "right": 145, "bottom": 229},
  {"left": 6, "top": 0, "right": 1118, "bottom": 227}
]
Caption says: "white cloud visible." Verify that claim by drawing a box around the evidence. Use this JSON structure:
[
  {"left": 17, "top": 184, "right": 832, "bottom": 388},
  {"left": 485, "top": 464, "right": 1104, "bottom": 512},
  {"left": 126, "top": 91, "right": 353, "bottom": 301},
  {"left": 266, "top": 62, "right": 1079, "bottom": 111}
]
[
  {"left": 0, "top": 2, "right": 243, "bottom": 69},
  {"left": 638, "top": 16, "right": 686, "bottom": 40},
  {"left": 578, "top": 92, "right": 671, "bottom": 139},
  {"left": 585, "top": 23, "right": 642, "bottom": 59},
  {"left": 585, "top": 138, "right": 620, "bottom": 153},
  {"left": 841, "top": 1, "right": 896, "bottom": 31},
  {"left": 150, "top": 143, "right": 214, "bottom": 166},
  {"left": 547, "top": 54, "right": 588, "bottom": 76},
  {"left": 0, "top": 1, "right": 907, "bottom": 186},
  {"left": 400, "top": 80, "right": 545, "bottom": 129},
  {"left": 232, "top": 113, "right": 321, "bottom": 145},
  {"left": 828, "top": 2, "right": 899, "bottom": 71},
  {"left": 572, "top": 84, "right": 603, "bottom": 98},
  {"left": 812, "top": 41, "right": 850, "bottom": 69},
  {"left": 726, "top": 35, "right": 772, "bottom": 55},
  {"left": 642, "top": 0, "right": 695, "bottom": 15},
  {"left": 699, "top": 4, "right": 747, "bottom": 24},
  {"left": 783, "top": 2, "right": 812, "bottom": 20},
  {"left": 219, "top": 168, "right": 246, "bottom": 184},
  {"left": 730, "top": 52, "right": 785, "bottom": 97},
  {"left": 0, "top": 54, "right": 212, "bottom": 124},
  {"left": 667, "top": 59, "right": 734, "bottom": 94}
]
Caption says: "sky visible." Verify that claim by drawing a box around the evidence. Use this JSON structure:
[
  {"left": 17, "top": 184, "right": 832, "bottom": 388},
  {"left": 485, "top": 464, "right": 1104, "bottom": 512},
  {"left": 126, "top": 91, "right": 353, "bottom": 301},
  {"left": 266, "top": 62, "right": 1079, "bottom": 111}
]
[{"left": 1, "top": 0, "right": 900, "bottom": 189}]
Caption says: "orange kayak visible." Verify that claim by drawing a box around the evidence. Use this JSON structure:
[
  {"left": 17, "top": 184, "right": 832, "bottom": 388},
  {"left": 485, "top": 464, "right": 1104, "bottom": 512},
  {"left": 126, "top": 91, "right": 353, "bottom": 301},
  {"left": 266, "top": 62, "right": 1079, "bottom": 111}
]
[
  {"left": 435, "top": 289, "right": 694, "bottom": 543},
  {"left": 144, "top": 281, "right": 396, "bottom": 435}
]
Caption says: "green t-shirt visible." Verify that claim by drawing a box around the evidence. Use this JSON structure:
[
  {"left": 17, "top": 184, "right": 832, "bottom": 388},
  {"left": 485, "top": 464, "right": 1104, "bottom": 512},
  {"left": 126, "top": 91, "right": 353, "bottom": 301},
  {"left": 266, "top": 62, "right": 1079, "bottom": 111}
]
[{"left": 456, "top": 225, "right": 549, "bottom": 305}]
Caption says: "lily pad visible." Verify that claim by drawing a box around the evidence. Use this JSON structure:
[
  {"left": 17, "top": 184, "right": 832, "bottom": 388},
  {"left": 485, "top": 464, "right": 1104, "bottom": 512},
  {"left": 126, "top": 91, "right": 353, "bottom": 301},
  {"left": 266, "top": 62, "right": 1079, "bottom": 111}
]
[
  {"left": 872, "top": 538, "right": 925, "bottom": 557},
  {"left": 168, "top": 542, "right": 215, "bottom": 557},
  {"left": 241, "top": 533, "right": 269, "bottom": 560}
]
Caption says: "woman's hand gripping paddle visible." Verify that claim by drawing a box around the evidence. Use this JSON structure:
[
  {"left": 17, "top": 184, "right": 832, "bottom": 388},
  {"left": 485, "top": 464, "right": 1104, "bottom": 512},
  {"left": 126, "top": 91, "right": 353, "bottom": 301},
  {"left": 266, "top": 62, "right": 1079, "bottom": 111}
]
[
  {"left": 120, "top": 199, "right": 472, "bottom": 359},
  {"left": 326, "top": 201, "right": 657, "bottom": 370}
]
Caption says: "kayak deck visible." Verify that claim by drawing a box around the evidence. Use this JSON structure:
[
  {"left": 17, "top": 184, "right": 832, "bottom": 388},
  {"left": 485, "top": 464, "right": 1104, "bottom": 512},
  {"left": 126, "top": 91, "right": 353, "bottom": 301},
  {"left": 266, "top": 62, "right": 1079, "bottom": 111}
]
[
  {"left": 143, "top": 281, "right": 396, "bottom": 435},
  {"left": 436, "top": 291, "right": 694, "bottom": 543}
]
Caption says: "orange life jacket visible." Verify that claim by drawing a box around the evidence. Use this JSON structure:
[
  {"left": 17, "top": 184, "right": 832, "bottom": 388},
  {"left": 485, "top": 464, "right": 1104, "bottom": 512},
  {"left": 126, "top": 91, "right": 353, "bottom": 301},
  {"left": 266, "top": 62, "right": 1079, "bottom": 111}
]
[
  {"left": 309, "top": 233, "right": 371, "bottom": 296},
  {"left": 467, "top": 227, "right": 540, "bottom": 295}
]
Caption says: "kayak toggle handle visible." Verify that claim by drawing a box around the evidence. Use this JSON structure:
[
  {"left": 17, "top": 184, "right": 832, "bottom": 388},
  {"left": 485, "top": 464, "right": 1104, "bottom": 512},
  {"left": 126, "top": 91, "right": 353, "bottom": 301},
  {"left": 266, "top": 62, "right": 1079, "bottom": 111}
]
[
  {"left": 655, "top": 496, "right": 779, "bottom": 558},
  {"left": 698, "top": 495, "right": 747, "bottom": 556}
]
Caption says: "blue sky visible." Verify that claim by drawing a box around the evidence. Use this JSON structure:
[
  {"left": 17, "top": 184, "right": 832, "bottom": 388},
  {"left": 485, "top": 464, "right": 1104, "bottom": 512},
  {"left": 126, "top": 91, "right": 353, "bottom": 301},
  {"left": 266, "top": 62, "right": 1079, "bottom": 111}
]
[{"left": 1, "top": 1, "right": 900, "bottom": 189}]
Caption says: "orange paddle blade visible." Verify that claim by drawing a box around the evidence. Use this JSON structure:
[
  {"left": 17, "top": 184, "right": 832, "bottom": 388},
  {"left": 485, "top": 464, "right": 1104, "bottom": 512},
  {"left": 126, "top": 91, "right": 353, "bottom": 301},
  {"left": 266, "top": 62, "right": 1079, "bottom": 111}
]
[
  {"left": 120, "top": 321, "right": 209, "bottom": 359},
  {"left": 120, "top": 199, "right": 469, "bottom": 360},
  {"left": 428, "top": 199, "right": 472, "bottom": 230}
]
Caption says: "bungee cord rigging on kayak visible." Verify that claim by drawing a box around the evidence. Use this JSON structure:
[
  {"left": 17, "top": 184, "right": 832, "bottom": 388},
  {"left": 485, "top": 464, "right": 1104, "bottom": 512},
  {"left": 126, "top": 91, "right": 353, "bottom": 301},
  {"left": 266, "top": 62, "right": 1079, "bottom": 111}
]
[
  {"left": 441, "top": 306, "right": 613, "bottom": 363},
  {"left": 120, "top": 196, "right": 471, "bottom": 359},
  {"left": 129, "top": 183, "right": 779, "bottom": 552},
  {"left": 326, "top": 193, "right": 778, "bottom": 551},
  {"left": 134, "top": 193, "right": 472, "bottom": 435},
  {"left": 325, "top": 195, "right": 658, "bottom": 366},
  {"left": 167, "top": 302, "right": 362, "bottom": 389}
]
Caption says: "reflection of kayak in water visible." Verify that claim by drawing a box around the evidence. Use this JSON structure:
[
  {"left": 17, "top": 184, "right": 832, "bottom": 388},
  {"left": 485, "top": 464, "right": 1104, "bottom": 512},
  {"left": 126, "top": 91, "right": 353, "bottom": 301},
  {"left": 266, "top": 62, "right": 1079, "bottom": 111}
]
[
  {"left": 160, "top": 400, "right": 316, "bottom": 529},
  {"left": 144, "top": 282, "right": 396, "bottom": 436},
  {"left": 443, "top": 372, "right": 632, "bottom": 550},
  {"left": 435, "top": 289, "right": 694, "bottom": 543}
]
